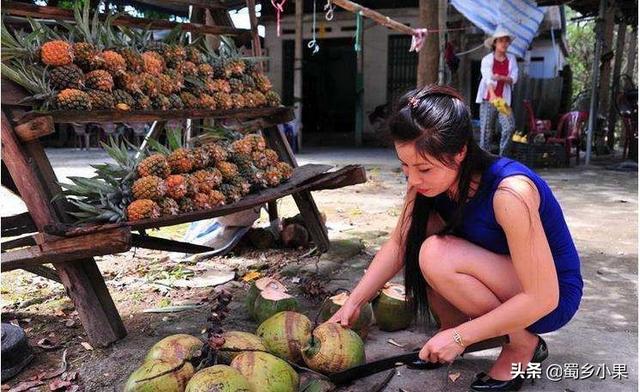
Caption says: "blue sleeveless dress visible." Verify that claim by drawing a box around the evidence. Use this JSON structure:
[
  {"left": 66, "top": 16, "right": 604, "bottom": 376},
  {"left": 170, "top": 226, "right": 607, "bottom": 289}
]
[{"left": 433, "top": 157, "right": 582, "bottom": 333}]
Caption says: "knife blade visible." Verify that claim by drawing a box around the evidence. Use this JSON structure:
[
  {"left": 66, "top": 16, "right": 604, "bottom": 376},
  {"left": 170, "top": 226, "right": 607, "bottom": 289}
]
[{"left": 328, "top": 335, "right": 509, "bottom": 385}]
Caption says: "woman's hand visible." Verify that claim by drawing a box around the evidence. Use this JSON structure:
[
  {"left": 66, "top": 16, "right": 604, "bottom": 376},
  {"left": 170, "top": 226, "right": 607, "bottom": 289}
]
[
  {"left": 418, "top": 328, "right": 466, "bottom": 364},
  {"left": 327, "top": 300, "right": 361, "bottom": 328}
]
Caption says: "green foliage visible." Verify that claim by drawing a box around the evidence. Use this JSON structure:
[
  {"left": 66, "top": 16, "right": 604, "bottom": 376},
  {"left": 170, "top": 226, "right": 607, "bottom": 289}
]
[{"left": 566, "top": 10, "right": 596, "bottom": 100}]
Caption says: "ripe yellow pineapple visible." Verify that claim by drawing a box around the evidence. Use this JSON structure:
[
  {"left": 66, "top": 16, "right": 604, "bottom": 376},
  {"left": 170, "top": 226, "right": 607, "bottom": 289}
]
[
  {"left": 117, "top": 47, "right": 144, "bottom": 73},
  {"left": 275, "top": 162, "right": 294, "bottom": 181},
  {"left": 193, "top": 192, "right": 211, "bottom": 210},
  {"left": 230, "top": 93, "right": 246, "bottom": 109},
  {"left": 208, "top": 190, "right": 226, "bottom": 207},
  {"left": 206, "top": 167, "right": 223, "bottom": 186},
  {"left": 56, "top": 89, "right": 92, "bottom": 110},
  {"left": 264, "top": 167, "right": 282, "bottom": 187},
  {"left": 199, "top": 94, "right": 217, "bottom": 110},
  {"left": 208, "top": 79, "right": 231, "bottom": 94},
  {"left": 216, "top": 161, "right": 239, "bottom": 181},
  {"left": 213, "top": 93, "right": 233, "bottom": 111},
  {"left": 223, "top": 58, "right": 245, "bottom": 78},
  {"left": 191, "top": 147, "right": 211, "bottom": 170},
  {"left": 157, "top": 74, "right": 176, "bottom": 96},
  {"left": 265, "top": 91, "right": 281, "bottom": 107},
  {"left": 165, "top": 45, "right": 187, "bottom": 67},
  {"left": 245, "top": 134, "right": 267, "bottom": 151},
  {"left": 142, "top": 51, "right": 165, "bottom": 75},
  {"left": 132, "top": 175, "right": 167, "bottom": 200},
  {"left": 167, "top": 148, "right": 194, "bottom": 174},
  {"left": 176, "top": 61, "right": 197, "bottom": 76},
  {"left": 251, "top": 151, "right": 269, "bottom": 169},
  {"left": 139, "top": 72, "right": 160, "bottom": 97},
  {"left": 179, "top": 197, "right": 197, "bottom": 213},
  {"left": 41, "top": 40, "right": 74, "bottom": 66},
  {"left": 231, "top": 139, "right": 253, "bottom": 156},
  {"left": 85, "top": 70, "right": 114, "bottom": 91},
  {"left": 252, "top": 73, "right": 273, "bottom": 93},
  {"left": 191, "top": 170, "right": 221, "bottom": 193},
  {"left": 197, "top": 63, "right": 214, "bottom": 78},
  {"left": 165, "top": 174, "right": 188, "bottom": 199},
  {"left": 137, "top": 154, "right": 170, "bottom": 178},
  {"left": 102, "top": 50, "right": 126, "bottom": 73},
  {"left": 264, "top": 149, "right": 280, "bottom": 165},
  {"left": 180, "top": 91, "right": 200, "bottom": 109},
  {"left": 73, "top": 42, "right": 101, "bottom": 70},
  {"left": 204, "top": 143, "right": 228, "bottom": 162},
  {"left": 127, "top": 199, "right": 160, "bottom": 221}
]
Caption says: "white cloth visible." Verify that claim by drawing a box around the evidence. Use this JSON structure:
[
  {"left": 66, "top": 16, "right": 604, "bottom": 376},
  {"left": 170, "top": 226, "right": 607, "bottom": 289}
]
[{"left": 475, "top": 52, "right": 519, "bottom": 106}]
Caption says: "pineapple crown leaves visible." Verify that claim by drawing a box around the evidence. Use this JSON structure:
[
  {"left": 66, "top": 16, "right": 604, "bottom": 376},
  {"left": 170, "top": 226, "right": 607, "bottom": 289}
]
[
  {"left": 67, "top": 198, "right": 125, "bottom": 223},
  {"left": 68, "top": 0, "right": 102, "bottom": 45},
  {"left": 1, "top": 18, "right": 46, "bottom": 62},
  {"left": 165, "top": 127, "right": 184, "bottom": 151},
  {"left": 1, "top": 59, "right": 55, "bottom": 110},
  {"left": 146, "top": 138, "right": 171, "bottom": 156},
  {"left": 162, "top": 25, "right": 186, "bottom": 46},
  {"left": 200, "top": 126, "right": 243, "bottom": 142}
]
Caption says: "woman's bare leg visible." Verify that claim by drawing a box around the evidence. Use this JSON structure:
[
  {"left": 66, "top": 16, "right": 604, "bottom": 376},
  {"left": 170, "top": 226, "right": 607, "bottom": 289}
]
[{"left": 419, "top": 235, "right": 540, "bottom": 380}]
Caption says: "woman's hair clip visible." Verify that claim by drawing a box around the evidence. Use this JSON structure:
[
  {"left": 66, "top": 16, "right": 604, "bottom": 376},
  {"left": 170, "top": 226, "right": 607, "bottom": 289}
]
[{"left": 408, "top": 96, "right": 420, "bottom": 108}]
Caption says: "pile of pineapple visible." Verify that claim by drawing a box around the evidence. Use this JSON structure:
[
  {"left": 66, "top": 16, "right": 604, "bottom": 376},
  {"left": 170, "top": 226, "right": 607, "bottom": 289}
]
[{"left": 2, "top": 3, "right": 281, "bottom": 112}]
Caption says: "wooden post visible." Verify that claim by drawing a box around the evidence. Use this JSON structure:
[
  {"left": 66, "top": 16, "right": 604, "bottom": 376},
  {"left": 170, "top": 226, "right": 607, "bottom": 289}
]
[
  {"left": 599, "top": 4, "right": 615, "bottom": 148},
  {"left": 246, "top": 0, "right": 264, "bottom": 72},
  {"left": 355, "top": 14, "right": 364, "bottom": 147},
  {"left": 294, "top": 0, "right": 303, "bottom": 150},
  {"left": 437, "top": 0, "right": 447, "bottom": 85},
  {"left": 625, "top": 26, "right": 637, "bottom": 77},
  {"left": 586, "top": 0, "right": 607, "bottom": 165},
  {"left": 2, "top": 110, "right": 127, "bottom": 346},
  {"left": 417, "top": 0, "right": 439, "bottom": 87},
  {"left": 607, "top": 23, "right": 627, "bottom": 148}
]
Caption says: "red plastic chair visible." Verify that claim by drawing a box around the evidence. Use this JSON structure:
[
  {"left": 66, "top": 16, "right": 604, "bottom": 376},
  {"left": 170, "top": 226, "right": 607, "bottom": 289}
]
[
  {"left": 523, "top": 99, "right": 552, "bottom": 136},
  {"left": 546, "top": 111, "right": 589, "bottom": 166}
]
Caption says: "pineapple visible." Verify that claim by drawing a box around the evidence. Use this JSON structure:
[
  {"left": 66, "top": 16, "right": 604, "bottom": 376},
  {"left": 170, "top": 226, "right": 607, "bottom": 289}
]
[
  {"left": 115, "top": 72, "right": 142, "bottom": 95},
  {"left": 264, "top": 167, "right": 282, "bottom": 187},
  {"left": 206, "top": 167, "right": 223, "bottom": 186},
  {"left": 40, "top": 40, "right": 74, "bottom": 66},
  {"left": 219, "top": 183, "right": 242, "bottom": 203},
  {"left": 251, "top": 151, "right": 269, "bottom": 169},
  {"left": 211, "top": 57, "right": 225, "bottom": 78},
  {"left": 179, "top": 197, "right": 197, "bottom": 213},
  {"left": 246, "top": 134, "right": 267, "bottom": 151},
  {"left": 158, "top": 197, "right": 180, "bottom": 216},
  {"left": 73, "top": 42, "right": 102, "bottom": 71},
  {"left": 180, "top": 91, "right": 200, "bottom": 109},
  {"left": 49, "top": 64, "right": 84, "bottom": 90},
  {"left": 230, "top": 177, "right": 251, "bottom": 196},
  {"left": 164, "top": 69, "right": 184, "bottom": 90},
  {"left": 230, "top": 139, "right": 253, "bottom": 156},
  {"left": 102, "top": 50, "right": 126, "bottom": 74},
  {"left": 157, "top": 74, "right": 176, "bottom": 96},
  {"left": 132, "top": 175, "right": 167, "bottom": 200},
  {"left": 113, "top": 89, "right": 135, "bottom": 108},
  {"left": 213, "top": 93, "right": 233, "bottom": 111},
  {"left": 137, "top": 154, "right": 170, "bottom": 178},
  {"left": 253, "top": 73, "right": 272, "bottom": 93},
  {"left": 229, "top": 78, "right": 244, "bottom": 94},
  {"left": 167, "top": 148, "right": 194, "bottom": 174},
  {"left": 197, "top": 63, "right": 214, "bottom": 78},
  {"left": 230, "top": 93, "right": 246, "bottom": 109},
  {"left": 165, "top": 45, "right": 187, "bottom": 68},
  {"left": 239, "top": 163, "right": 267, "bottom": 191},
  {"left": 193, "top": 192, "right": 211, "bottom": 210},
  {"left": 142, "top": 51, "right": 165, "bottom": 75},
  {"left": 56, "top": 89, "right": 92, "bottom": 110},
  {"left": 176, "top": 61, "right": 197, "bottom": 76},
  {"left": 85, "top": 89, "right": 115, "bottom": 109},
  {"left": 132, "top": 92, "right": 152, "bottom": 110},
  {"left": 208, "top": 79, "right": 231, "bottom": 94},
  {"left": 146, "top": 41, "right": 168, "bottom": 55},
  {"left": 204, "top": 143, "right": 228, "bottom": 162},
  {"left": 253, "top": 91, "right": 267, "bottom": 107},
  {"left": 139, "top": 73, "right": 160, "bottom": 97},
  {"left": 243, "top": 92, "right": 257, "bottom": 108},
  {"left": 191, "top": 170, "right": 221, "bottom": 193},
  {"left": 216, "top": 161, "right": 239, "bottom": 181},
  {"left": 265, "top": 91, "right": 281, "bottom": 107},
  {"left": 275, "top": 162, "right": 294, "bottom": 181},
  {"left": 165, "top": 174, "right": 188, "bottom": 199},
  {"left": 168, "top": 94, "right": 184, "bottom": 110},
  {"left": 199, "top": 94, "right": 216, "bottom": 110},
  {"left": 264, "top": 149, "right": 280, "bottom": 165},
  {"left": 192, "top": 147, "right": 211, "bottom": 170},
  {"left": 208, "top": 190, "right": 226, "bottom": 207},
  {"left": 127, "top": 199, "right": 160, "bottom": 221},
  {"left": 85, "top": 70, "right": 113, "bottom": 91},
  {"left": 224, "top": 58, "right": 245, "bottom": 78},
  {"left": 117, "top": 48, "right": 144, "bottom": 73},
  {"left": 152, "top": 95, "right": 171, "bottom": 110},
  {"left": 186, "top": 46, "right": 206, "bottom": 65},
  {"left": 241, "top": 74, "right": 256, "bottom": 91}
]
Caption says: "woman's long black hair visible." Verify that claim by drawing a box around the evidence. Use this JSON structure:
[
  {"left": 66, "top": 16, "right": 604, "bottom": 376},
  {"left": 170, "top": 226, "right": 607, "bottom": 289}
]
[{"left": 388, "top": 85, "right": 496, "bottom": 325}]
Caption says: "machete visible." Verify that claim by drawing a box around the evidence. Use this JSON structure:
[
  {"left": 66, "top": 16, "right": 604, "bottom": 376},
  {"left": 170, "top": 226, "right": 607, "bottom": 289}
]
[{"left": 328, "top": 335, "right": 509, "bottom": 385}]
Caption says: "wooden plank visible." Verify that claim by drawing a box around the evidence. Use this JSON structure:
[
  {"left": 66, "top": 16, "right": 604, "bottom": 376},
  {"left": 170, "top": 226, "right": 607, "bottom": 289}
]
[
  {"left": 133, "top": 0, "right": 228, "bottom": 9},
  {"left": 331, "top": 0, "right": 415, "bottom": 35},
  {"left": 306, "top": 165, "right": 367, "bottom": 191},
  {"left": 1, "top": 77, "right": 30, "bottom": 107},
  {"left": 23, "top": 265, "right": 61, "bottom": 283},
  {"left": 263, "top": 126, "right": 330, "bottom": 252},
  {"left": 1, "top": 212, "right": 38, "bottom": 237},
  {"left": 14, "top": 116, "right": 54, "bottom": 142},
  {"left": 16, "top": 106, "right": 294, "bottom": 126},
  {"left": 1, "top": 235, "right": 36, "bottom": 251},
  {"left": 47, "top": 164, "right": 363, "bottom": 237},
  {"left": 246, "top": 0, "right": 263, "bottom": 72},
  {"left": 2, "top": 1, "right": 249, "bottom": 36},
  {"left": 131, "top": 234, "right": 215, "bottom": 253},
  {"left": 1, "top": 228, "right": 131, "bottom": 270}
]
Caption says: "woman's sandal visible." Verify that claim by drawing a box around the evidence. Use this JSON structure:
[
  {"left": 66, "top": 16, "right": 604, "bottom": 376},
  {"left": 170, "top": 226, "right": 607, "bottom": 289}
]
[{"left": 469, "top": 335, "right": 548, "bottom": 391}]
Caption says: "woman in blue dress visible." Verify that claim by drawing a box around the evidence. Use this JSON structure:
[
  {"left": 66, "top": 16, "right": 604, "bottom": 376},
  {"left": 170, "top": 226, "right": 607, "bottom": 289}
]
[{"left": 329, "top": 85, "right": 582, "bottom": 391}]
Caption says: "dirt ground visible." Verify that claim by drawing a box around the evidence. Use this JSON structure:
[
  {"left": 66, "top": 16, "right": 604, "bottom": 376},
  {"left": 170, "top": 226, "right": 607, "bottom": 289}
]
[{"left": 1, "top": 148, "right": 637, "bottom": 391}]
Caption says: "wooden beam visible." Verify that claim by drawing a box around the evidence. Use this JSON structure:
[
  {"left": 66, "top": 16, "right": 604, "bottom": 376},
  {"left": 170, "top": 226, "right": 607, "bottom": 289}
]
[
  {"left": 417, "top": 0, "right": 439, "bottom": 87},
  {"left": 16, "top": 106, "right": 294, "bottom": 126},
  {"left": 2, "top": 1, "right": 249, "bottom": 36},
  {"left": 23, "top": 265, "right": 61, "bottom": 283},
  {"left": 1, "top": 235, "right": 37, "bottom": 251},
  {"left": 1, "top": 228, "right": 131, "bottom": 271},
  {"left": 14, "top": 116, "right": 54, "bottom": 142},
  {"left": 1, "top": 212, "right": 38, "bottom": 237},
  {"left": 246, "top": 0, "right": 264, "bottom": 72},
  {"left": 131, "top": 234, "right": 215, "bottom": 253},
  {"left": 607, "top": 23, "right": 627, "bottom": 146},
  {"left": 330, "top": 0, "right": 415, "bottom": 35}
]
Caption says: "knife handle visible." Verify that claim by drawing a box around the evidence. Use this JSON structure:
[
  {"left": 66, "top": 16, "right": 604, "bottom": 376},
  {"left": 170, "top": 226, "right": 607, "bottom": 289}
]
[{"left": 406, "top": 335, "right": 509, "bottom": 369}]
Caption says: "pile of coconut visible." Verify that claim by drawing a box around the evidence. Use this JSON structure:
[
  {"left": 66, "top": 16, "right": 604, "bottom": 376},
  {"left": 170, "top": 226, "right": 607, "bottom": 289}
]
[{"left": 124, "top": 278, "right": 413, "bottom": 392}]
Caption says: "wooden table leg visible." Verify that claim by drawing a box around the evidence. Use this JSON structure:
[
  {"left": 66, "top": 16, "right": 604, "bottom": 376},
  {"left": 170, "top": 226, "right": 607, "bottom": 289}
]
[
  {"left": 2, "top": 111, "right": 127, "bottom": 346},
  {"left": 263, "top": 126, "right": 330, "bottom": 251}
]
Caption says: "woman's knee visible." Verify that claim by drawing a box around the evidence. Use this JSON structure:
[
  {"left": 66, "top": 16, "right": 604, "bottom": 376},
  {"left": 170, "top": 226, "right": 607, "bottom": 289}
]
[{"left": 419, "top": 235, "right": 458, "bottom": 284}]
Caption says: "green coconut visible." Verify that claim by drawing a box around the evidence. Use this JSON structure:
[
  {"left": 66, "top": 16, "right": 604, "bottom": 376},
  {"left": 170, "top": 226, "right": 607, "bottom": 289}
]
[
  {"left": 301, "top": 322, "right": 365, "bottom": 374},
  {"left": 230, "top": 351, "right": 299, "bottom": 392},
  {"left": 256, "top": 311, "right": 312, "bottom": 364},
  {"left": 245, "top": 277, "right": 288, "bottom": 320},
  {"left": 185, "top": 365, "right": 252, "bottom": 392},
  {"left": 124, "top": 358, "right": 194, "bottom": 392},
  {"left": 372, "top": 283, "right": 414, "bottom": 331},
  {"left": 218, "top": 331, "right": 267, "bottom": 364},
  {"left": 318, "top": 292, "right": 373, "bottom": 339},
  {"left": 253, "top": 288, "right": 299, "bottom": 324},
  {"left": 145, "top": 334, "right": 204, "bottom": 363}
]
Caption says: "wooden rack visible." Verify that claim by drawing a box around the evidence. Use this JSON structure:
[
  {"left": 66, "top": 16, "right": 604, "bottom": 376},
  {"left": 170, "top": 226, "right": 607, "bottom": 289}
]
[{"left": 0, "top": 1, "right": 367, "bottom": 347}]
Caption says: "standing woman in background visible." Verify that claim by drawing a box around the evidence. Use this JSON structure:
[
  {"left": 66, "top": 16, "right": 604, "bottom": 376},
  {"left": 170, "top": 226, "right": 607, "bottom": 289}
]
[{"left": 476, "top": 29, "right": 519, "bottom": 156}]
